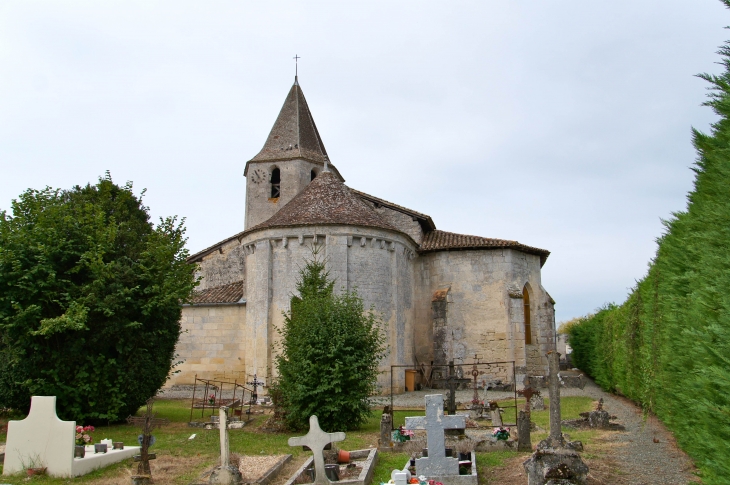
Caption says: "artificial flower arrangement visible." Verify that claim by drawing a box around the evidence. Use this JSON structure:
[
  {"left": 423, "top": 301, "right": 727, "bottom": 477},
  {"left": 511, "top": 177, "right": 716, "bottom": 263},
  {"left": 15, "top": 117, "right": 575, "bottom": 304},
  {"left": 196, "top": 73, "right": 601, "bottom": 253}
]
[
  {"left": 208, "top": 393, "right": 216, "bottom": 405},
  {"left": 492, "top": 426, "right": 510, "bottom": 441},
  {"left": 75, "top": 425, "right": 95, "bottom": 446},
  {"left": 392, "top": 425, "right": 415, "bottom": 442}
]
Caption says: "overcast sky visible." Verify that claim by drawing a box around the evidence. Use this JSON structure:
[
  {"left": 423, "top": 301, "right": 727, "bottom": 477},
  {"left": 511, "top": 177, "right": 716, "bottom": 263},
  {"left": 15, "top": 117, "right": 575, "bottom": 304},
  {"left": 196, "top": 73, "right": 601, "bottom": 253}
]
[{"left": 1, "top": 1, "right": 727, "bottom": 323}]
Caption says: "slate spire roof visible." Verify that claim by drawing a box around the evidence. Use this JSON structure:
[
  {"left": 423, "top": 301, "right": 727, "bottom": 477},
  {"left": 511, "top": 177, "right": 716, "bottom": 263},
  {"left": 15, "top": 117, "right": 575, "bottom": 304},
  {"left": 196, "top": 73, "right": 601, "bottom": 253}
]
[
  {"left": 247, "top": 78, "right": 331, "bottom": 166},
  {"left": 244, "top": 171, "right": 400, "bottom": 236}
]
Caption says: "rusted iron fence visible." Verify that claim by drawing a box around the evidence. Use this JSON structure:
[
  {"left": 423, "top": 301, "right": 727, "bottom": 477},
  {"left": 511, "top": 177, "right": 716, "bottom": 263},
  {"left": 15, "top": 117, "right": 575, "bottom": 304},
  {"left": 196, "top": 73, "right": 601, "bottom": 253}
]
[
  {"left": 388, "top": 360, "right": 518, "bottom": 426},
  {"left": 188, "top": 375, "right": 254, "bottom": 423}
]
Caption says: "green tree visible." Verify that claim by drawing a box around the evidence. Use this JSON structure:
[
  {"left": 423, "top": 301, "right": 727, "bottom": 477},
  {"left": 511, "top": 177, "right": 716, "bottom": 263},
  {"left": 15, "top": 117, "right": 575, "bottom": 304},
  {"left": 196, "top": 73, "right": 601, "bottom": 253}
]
[
  {"left": 275, "top": 252, "right": 387, "bottom": 432},
  {"left": 0, "top": 174, "right": 197, "bottom": 422}
]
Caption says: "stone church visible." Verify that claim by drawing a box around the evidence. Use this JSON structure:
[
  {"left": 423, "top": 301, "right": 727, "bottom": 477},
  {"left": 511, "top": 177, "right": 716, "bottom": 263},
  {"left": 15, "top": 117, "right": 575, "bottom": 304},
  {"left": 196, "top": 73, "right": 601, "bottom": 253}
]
[{"left": 167, "top": 77, "right": 555, "bottom": 393}]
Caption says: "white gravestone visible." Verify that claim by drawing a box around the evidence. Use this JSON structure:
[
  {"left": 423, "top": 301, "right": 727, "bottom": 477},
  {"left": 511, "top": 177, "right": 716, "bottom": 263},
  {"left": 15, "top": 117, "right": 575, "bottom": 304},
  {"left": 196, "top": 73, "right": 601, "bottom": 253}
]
[
  {"left": 288, "top": 416, "right": 345, "bottom": 485},
  {"left": 405, "top": 395, "right": 465, "bottom": 477},
  {"left": 3, "top": 396, "right": 139, "bottom": 477}
]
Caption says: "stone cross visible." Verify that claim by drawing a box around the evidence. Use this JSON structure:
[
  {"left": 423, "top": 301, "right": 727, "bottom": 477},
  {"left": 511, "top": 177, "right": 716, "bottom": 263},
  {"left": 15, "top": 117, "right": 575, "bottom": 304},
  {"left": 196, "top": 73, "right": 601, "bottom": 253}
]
[
  {"left": 208, "top": 406, "right": 243, "bottom": 485},
  {"left": 288, "top": 416, "right": 345, "bottom": 485},
  {"left": 445, "top": 361, "right": 470, "bottom": 415},
  {"left": 547, "top": 351, "right": 562, "bottom": 441},
  {"left": 220, "top": 407, "right": 230, "bottom": 467},
  {"left": 405, "top": 395, "right": 465, "bottom": 477}
]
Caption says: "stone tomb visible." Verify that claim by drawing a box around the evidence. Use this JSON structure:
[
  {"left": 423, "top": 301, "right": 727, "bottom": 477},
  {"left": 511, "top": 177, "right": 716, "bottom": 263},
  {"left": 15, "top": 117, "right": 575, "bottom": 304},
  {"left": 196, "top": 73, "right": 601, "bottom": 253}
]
[
  {"left": 2, "top": 396, "right": 140, "bottom": 477},
  {"left": 403, "top": 395, "right": 476, "bottom": 485},
  {"left": 284, "top": 415, "right": 377, "bottom": 485}
]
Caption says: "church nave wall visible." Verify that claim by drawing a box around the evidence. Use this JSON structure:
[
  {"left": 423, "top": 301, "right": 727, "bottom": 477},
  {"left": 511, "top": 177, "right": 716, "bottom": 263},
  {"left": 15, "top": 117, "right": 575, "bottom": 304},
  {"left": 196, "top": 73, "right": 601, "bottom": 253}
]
[{"left": 169, "top": 303, "right": 247, "bottom": 386}]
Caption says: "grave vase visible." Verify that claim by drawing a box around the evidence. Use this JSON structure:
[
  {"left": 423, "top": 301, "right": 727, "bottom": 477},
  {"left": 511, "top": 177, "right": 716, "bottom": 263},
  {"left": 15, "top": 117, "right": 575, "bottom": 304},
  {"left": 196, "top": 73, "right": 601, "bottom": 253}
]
[{"left": 74, "top": 445, "right": 86, "bottom": 459}]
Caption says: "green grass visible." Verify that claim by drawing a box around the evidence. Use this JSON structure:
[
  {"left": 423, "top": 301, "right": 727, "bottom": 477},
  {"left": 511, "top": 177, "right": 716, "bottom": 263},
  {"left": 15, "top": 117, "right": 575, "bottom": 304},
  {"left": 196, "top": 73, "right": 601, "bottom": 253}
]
[{"left": 0, "top": 396, "right": 599, "bottom": 484}]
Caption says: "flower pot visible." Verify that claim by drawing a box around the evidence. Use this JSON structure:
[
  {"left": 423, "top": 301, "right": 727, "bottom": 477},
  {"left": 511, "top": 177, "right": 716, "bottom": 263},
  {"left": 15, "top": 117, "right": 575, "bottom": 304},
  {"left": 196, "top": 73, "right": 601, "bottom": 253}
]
[
  {"left": 422, "top": 448, "right": 428, "bottom": 457},
  {"left": 26, "top": 467, "right": 46, "bottom": 476},
  {"left": 445, "top": 448, "right": 453, "bottom": 457},
  {"left": 94, "top": 443, "right": 108, "bottom": 454},
  {"left": 458, "top": 451, "right": 471, "bottom": 461},
  {"left": 337, "top": 449, "right": 350, "bottom": 464},
  {"left": 113, "top": 441, "right": 124, "bottom": 450},
  {"left": 75, "top": 445, "right": 86, "bottom": 458}
]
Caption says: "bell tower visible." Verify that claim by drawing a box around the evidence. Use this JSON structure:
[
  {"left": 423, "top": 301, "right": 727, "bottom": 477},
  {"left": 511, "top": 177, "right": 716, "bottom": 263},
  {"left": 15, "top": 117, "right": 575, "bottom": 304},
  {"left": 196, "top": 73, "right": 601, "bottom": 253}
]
[{"left": 243, "top": 78, "right": 344, "bottom": 230}]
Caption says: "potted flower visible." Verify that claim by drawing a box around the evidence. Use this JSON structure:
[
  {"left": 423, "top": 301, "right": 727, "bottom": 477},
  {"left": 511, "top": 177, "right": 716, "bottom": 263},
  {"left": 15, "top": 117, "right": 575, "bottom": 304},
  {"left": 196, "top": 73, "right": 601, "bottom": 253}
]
[
  {"left": 75, "top": 425, "right": 95, "bottom": 458},
  {"left": 492, "top": 426, "right": 510, "bottom": 441},
  {"left": 208, "top": 393, "right": 216, "bottom": 405}
]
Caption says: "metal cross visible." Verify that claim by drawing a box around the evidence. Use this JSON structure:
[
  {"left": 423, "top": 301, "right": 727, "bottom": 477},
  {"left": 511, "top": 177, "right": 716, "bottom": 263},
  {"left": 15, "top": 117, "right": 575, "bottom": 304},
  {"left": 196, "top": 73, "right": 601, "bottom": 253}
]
[
  {"left": 126, "top": 398, "right": 169, "bottom": 476},
  {"left": 247, "top": 374, "right": 264, "bottom": 404},
  {"left": 293, "top": 54, "right": 301, "bottom": 76}
]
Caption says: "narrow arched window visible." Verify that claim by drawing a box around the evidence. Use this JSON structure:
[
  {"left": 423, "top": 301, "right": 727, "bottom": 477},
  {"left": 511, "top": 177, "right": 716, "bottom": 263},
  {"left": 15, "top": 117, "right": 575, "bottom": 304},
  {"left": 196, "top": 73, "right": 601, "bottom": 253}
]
[
  {"left": 311, "top": 169, "right": 317, "bottom": 181},
  {"left": 523, "top": 286, "right": 532, "bottom": 345},
  {"left": 270, "top": 168, "right": 281, "bottom": 198}
]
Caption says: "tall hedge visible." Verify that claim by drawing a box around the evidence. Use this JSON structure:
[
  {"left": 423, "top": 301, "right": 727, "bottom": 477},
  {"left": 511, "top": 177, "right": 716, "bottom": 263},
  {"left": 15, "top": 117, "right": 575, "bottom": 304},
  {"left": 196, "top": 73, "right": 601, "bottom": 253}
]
[
  {"left": 0, "top": 175, "right": 197, "bottom": 422},
  {"left": 568, "top": 9, "right": 730, "bottom": 481}
]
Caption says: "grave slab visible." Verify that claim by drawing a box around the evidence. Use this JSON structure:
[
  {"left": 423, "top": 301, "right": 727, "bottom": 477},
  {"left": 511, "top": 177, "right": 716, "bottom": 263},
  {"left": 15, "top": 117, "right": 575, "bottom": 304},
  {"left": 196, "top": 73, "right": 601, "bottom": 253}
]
[{"left": 2, "top": 396, "right": 140, "bottom": 477}]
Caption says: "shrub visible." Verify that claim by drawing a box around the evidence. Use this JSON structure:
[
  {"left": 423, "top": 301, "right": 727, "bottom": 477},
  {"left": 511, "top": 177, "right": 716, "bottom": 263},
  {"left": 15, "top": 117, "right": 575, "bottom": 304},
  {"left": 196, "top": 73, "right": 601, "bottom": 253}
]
[
  {"left": 0, "top": 174, "right": 197, "bottom": 422},
  {"left": 275, "top": 251, "right": 387, "bottom": 432}
]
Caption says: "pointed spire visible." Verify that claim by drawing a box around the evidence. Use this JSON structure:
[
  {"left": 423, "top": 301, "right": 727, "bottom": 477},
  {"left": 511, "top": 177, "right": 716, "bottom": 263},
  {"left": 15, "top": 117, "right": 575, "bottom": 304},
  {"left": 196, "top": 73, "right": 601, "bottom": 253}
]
[{"left": 248, "top": 81, "right": 329, "bottom": 165}]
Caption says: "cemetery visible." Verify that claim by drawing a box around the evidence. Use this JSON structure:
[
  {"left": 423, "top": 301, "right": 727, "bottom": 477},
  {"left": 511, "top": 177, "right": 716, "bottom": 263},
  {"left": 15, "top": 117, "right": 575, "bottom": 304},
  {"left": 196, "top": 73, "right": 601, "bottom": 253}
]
[{"left": 0, "top": 354, "right": 622, "bottom": 485}]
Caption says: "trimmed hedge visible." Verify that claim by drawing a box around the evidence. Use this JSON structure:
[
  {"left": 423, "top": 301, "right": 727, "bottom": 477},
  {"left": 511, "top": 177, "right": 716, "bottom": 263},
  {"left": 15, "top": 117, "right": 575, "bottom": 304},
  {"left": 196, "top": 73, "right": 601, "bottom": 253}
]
[{"left": 568, "top": 12, "right": 730, "bottom": 482}]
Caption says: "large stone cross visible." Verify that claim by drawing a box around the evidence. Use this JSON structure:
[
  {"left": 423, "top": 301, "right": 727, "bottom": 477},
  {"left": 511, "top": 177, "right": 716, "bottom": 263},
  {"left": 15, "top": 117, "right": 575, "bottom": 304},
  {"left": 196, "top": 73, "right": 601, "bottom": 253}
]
[
  {"left": 288, "top": 416, "right": 345, "bottom": 485},
  {"left": 405, "top": 395, "right": 465, "bottom": 477}
]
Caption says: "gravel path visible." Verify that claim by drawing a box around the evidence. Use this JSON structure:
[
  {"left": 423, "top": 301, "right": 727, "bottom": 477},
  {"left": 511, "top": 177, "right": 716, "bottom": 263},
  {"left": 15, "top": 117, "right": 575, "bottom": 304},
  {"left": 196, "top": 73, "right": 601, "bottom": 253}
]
[{"left": 572, "top": 379, "right": 698, "bottom": 484}]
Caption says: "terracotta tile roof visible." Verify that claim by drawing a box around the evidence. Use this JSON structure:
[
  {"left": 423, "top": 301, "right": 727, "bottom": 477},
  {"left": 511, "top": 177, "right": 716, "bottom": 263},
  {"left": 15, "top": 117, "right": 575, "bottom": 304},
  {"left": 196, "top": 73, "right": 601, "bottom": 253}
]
[
  {"left": 419, "top": 230, "right": 550, "bottom": 266},
  {"left": 191, "top": 280, "right": 245, "bottom": 304},
  {"left": 244, "top": 171, "right": 402, "bottom": 236},
  {"left": 244, "top": 79, "right": 343, "bottom": 181},
  {"left": 350, "top": 189, "right": 436, "bottom": 232}
]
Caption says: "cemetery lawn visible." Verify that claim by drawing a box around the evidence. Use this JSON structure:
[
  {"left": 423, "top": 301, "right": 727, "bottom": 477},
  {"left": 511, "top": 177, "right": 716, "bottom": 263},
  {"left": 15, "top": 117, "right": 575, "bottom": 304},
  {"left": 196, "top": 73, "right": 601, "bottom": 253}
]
[{"left": 0, "top": 396, "right": 597, "bottom": 484}]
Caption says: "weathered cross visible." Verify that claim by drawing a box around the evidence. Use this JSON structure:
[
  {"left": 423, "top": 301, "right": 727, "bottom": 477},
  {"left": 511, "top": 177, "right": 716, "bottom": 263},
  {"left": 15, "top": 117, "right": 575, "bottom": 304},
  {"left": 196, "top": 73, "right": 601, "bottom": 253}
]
[
  {"left": 445, "top": 360, "right": 470, "bottom": 415},
  {"left": 518, "top": 380, "right": 540, "bottom": 414},
  {"left": 288, "top": 416, "right": 345, "bottom": 485},
  {"left": 126, "top": 398, "right": 169, "bottom": 476},
  {"left": 470, "top": 355, "right": 481, "bottom": 405},
  {"left": 405, "top": 395, "right": 465, "bottom": 477}
]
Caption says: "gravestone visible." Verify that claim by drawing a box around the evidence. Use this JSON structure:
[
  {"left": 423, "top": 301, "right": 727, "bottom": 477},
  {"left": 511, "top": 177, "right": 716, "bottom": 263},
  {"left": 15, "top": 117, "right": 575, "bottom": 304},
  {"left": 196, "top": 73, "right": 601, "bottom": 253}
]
[
  {"left": 517, "top": 379, "right": 539, "bottom": 452},
  {"left": 404, "top": 395, "right": 465, "bottom": 477},
  {"left": 530, "top": 394, "right": 546, "bottom": 411},
  {"left": 209, "top": 407, "right": 243, "bottom": 484},
  {"left": 288, "top": 416, "right": 345, "bottom": 485},
  {"left": 380, "top": 407, "right": 393, "bottom": 449},
  {"left": 523, "top": 352, "right": 588, "bottom": 485},
  {"left": 488, "top": 402, "right": 503, "bottom": 426},
  {"left": 3, "top": 396, "right": 139, "bottom": 477}
]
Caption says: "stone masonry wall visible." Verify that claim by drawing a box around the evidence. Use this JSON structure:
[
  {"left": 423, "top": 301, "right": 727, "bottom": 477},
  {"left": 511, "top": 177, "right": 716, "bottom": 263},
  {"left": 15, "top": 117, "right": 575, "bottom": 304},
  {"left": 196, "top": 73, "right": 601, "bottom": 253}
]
[
  {"left": 169, "top": 303, "right": 247, "bottom": 386},
  {"left": 361, "top": 201, "right": 424, "bottom": 245},
  {"left": 414, "top": 248, "right": 552, "bottom": 384},
  {"left": 194, "top": 239, "right": 246, "bottom": 292},
  {"left": 240, "top": 225, "right": 417, "bottom": 392}
]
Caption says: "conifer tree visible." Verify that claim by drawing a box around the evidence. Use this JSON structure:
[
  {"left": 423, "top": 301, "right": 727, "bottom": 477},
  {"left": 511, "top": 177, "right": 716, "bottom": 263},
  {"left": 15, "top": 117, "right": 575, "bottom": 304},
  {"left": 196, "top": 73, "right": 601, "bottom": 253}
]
[{"left": 275, "top": 251, "right": 387, "bottom": 432}]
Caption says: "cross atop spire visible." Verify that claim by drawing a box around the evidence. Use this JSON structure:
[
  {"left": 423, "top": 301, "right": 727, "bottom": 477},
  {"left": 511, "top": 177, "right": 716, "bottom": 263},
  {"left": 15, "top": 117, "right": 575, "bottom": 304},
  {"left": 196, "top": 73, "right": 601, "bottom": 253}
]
[{"left": 293, "top": 54, "right": 300, "bottom": 83}]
